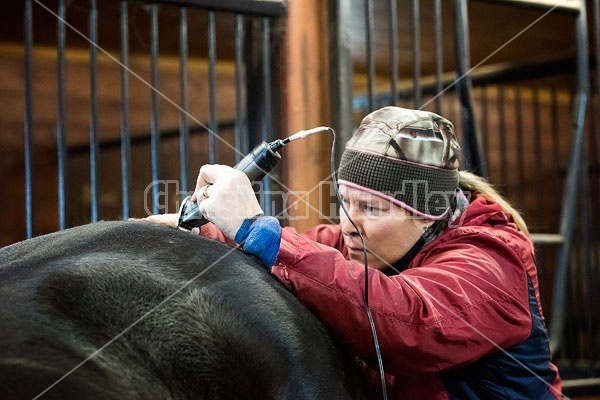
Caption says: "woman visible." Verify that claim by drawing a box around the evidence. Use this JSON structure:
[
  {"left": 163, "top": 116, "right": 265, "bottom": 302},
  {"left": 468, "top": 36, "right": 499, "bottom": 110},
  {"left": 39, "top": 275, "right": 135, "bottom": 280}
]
[{"left": 147, "top": 106, "right": 562, "bottom": 399}]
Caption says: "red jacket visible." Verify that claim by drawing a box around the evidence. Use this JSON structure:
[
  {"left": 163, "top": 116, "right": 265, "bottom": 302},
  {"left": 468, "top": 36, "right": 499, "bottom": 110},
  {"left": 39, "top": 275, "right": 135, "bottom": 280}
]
[{"left": 202, "top": 196, "right": 562, "bottom": 399}]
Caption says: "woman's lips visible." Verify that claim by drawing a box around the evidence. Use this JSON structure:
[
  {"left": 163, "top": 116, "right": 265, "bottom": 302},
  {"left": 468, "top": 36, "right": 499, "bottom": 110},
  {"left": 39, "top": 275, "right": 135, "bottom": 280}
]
[
  {"left": 345, "top": 241, "right": 365, "bottom": 253},
  {"left": 343, "top": 235, "right": 365, "bottom": 253},
  {"left": 348, "top": 249, "right": 364, "bottom": 259}
]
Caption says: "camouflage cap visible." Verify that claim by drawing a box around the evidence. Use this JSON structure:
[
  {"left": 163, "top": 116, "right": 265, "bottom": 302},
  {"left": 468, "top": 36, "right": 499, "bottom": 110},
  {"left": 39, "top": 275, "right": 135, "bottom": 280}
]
[{"left": 338, "top": 106, "right": 461, "bottom": 219}]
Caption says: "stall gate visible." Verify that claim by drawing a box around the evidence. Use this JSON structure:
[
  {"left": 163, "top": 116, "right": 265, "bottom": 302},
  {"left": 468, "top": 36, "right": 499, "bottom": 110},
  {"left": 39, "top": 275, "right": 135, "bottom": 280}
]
[
  {"left": 328, "top": 0, "right": 597, "bottom": 396},
  {"left": 4, "top": 0, "right": 286, "bottom": 245}
]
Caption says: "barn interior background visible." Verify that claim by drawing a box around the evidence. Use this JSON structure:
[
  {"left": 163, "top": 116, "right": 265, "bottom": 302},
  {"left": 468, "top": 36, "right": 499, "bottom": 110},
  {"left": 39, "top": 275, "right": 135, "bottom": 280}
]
[{"left": 0, "top": 0, "right": 598, "bottom": 397}]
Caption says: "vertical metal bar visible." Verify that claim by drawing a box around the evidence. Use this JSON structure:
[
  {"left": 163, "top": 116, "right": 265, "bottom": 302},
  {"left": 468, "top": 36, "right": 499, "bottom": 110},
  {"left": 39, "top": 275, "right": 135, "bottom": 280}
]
[
  {"left": 591, "top": 5, "right": 600, "bottom": 365},
  {"left": 57, "top": 0, "right": 68, "bottom": 230},
  {"left": 120, "top": 0, "right": 131, "bottom": 219},
  {"left": 365, "top": 0, "right": 375, "bottom": 111},
  {"left": 550, "top": 0, "right": 590, "bottom": 354},
  {"left": 434, "top": 0, "right": 443, "bottom": 114},
  {"left": 208, "top": 10, "right": 218, "bottom": 164},
  {"left": 480, "top": 86, "right": 489, "bottom": 168},
  {"left": 262, "top": 17, "right": 273, "bottom": 214},
  {"left": 595, "top": 0, "right": 600, "bottom": 102},
  {"left": 550, "top": 78, "right": 560, "bottom": 215},
  {"left": 580, "top": 154, "right": 594, "bottom": 374},
  {"left": 328, "top": 0, "right": 354, "bottom": 161},
  {"left": 515, "top": 83, "right": 525, "bottom": 208},
  {"left": 388, "top": 0, "right": 398, "bottom": 105},
  {"left": 150, "top": 4, "right": 161, "bottom": 215},
  {"left": 24, "top": 0, "right": 35, "bottom": 238},
  {"left": 498, "top": 84, "right": 507, "bottom": 189},
  {"left": 412, "top": 0, "right": 421, "bottom": 108},
  {"left": 261, "top": 17, "right": 272, "bottom": 144},
  {"left": 179, "top": 7, "right": 189, "bottom": 195},
  {"left": 532, "top": 81, "right": 543, "bottom": 225},
  {"left": 245, "top": 20, "right": 262, "bottom": 149},
  {"left": 454, "top": 0, "right": 487, "bottom": 177},
  {"left": 235, "top": 14, "right": 248, "bottom": 162},
  {"left": 89, "top": 0, "right": 100, "bottom": 222}
]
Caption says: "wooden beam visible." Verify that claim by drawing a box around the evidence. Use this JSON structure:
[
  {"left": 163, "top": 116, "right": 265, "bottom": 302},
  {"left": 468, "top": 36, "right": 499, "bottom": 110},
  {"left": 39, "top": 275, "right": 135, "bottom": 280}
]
[
  {"left": 283, "top": 0, "right": 333, "bottom": 231},
  {"left": 0, "top": 43, "right": 237, "bottom": 151},
  {"left": 153, "top": 0, "right": 287, "bottom": 16}
]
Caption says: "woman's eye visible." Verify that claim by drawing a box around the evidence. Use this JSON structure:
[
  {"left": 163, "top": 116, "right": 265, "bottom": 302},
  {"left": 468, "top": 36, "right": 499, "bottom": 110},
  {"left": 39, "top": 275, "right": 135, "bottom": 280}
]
[
  {"left": 340, "top": 197, "right": 381, "bottom": 214},
  {"left": 364, "top": 205, "right": 379, "bottom": 213}
]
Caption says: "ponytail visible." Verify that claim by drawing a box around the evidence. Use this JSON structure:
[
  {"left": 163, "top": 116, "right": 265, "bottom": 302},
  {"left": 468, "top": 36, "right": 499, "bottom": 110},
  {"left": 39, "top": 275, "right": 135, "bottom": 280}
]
[{"left": 458, "top": 171, "right": 530, "bottom": 236}]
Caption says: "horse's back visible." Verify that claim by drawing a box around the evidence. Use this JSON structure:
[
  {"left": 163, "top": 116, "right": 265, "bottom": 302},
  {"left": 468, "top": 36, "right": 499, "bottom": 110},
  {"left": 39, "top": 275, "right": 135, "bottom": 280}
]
[{"left": 0, "top": 221, "right": 364, "bottom": 399}]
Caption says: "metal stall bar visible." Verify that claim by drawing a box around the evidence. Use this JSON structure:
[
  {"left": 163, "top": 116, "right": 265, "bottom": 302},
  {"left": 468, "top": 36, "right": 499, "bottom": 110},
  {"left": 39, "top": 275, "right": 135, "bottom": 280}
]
[
  {"left": 591, "top": 0, "right": 600, "bottom": 374},
  {"left": 550, "top": 79, "right": 560, "bottom": 197},
  {"left": 89, "top": 0, "right": 100, "bottom": 222},
  {"left": 328, "top": 0, "right": 354, "bottom": 197},
  {"left": 120, "top": 0, "right": 132, "bottom": 220},
  {"left": 515, "top": 84, "right": 525, "bottom": 208},
  {"left": 596, "top": 0, "right": 600, "bottom": 99},
  {"left": 497, "top": 84, "right": 507, "bottom": 188},
  {"left": 454, "top": 0, "right": 487, "bottom": 178},
  {"left": 328, "top": 0, "right": 354, "bottom": 159},
  {"left": 179, "top": 7, "right": 190, "bottom": 195},
  {"left": 388, "top": 0, "right": 398, "bottom": 106},
  {"left": 208, "top": 10, "right": 218, "bottom": 164},
  {"left": 580, "top": 152, "right": 594, "bottom": 378},
  {"left": 57, "top": 0, "right": 68, "bottom": 230},
  {"left": 412, "top": 0, "right": 422, "bottom": 108},
  {"left": 261, "top": 17, "right": 272, "bottom": 146},
  {"left": 550, "top": 0, "right": 590, "bottom": 356},
  {"left": 479, "top": 87, "right": 490, "bottom": 163},
  {"left": 235, "top": 14, "right": 249, "bottom": 163},
  {"left": 532, "top": 81, "right": 543, "bottom": 226},
  {"left": 261, "top": 16, "right": 273, "bottom": 215},
  {"left": 365, "top": 0, "right": 375, "bottom": 111},
  {"left": 24, "top": 0, "right": 35, "bottom": 238},
  {"left": 433, "top": 0, "right": 443, "bottom": 114},
  {"left": 150, "top": 4, "right": 161, "bottom": 215}
]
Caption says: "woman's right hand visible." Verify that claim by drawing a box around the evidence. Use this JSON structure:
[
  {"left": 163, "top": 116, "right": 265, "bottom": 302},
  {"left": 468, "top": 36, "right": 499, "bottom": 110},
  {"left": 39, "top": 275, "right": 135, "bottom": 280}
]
[{"left": 193, "top": 164, "right": 264, "bottom": 240}]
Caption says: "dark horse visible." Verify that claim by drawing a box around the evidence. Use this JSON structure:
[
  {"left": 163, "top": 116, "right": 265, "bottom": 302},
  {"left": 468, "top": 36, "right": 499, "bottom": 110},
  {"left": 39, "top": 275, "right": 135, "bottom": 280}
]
[{"left": 0, "top": 221, "right": 365, "bottom": 399}]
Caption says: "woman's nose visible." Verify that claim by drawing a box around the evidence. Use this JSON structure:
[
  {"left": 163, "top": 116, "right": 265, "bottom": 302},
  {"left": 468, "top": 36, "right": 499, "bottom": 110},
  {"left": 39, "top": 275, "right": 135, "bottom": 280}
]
[{"left": 339, "top": 205, "right": 361, "bottom": 235}]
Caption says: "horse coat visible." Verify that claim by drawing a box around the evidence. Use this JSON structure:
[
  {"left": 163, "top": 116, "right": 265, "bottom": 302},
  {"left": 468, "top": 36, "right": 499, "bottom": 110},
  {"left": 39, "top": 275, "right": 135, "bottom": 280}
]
[{"left": 0, "top": 221, "right": 365, "bottom": 399}]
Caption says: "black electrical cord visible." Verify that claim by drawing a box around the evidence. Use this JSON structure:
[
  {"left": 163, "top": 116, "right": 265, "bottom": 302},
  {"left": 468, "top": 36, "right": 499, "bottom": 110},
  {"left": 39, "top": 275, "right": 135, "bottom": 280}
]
[{"left": 328, "top": 128, "right": 388, "bottom": 400}]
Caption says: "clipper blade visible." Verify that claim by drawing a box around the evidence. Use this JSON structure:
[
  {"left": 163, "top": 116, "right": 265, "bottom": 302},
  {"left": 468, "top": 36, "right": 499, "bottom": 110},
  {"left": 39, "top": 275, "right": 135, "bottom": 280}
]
[{"left": 177, "top": 196, "right": 208, "bottom": 230}]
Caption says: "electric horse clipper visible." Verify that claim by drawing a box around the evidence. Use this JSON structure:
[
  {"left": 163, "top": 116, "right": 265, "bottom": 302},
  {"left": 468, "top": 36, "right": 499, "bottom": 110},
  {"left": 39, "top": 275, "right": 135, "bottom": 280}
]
[{"left": 177, "top": 127, "right": 329, "bottom": 230}]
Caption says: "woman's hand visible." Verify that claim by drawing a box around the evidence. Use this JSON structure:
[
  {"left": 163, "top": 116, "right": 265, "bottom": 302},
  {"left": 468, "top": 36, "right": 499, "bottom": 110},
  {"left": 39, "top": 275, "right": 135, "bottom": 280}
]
[
  {"left": 134, "top": 213, "right": 199, "bottom": 233},
  {"left": 140, "top": 213, "right": 179, "bottom": 228},
  {"left": 136, "top": 164, "right": 279, "bottom": 267},
  {"left": 194, "top": 164, "right": 264, "bottom": 240}
]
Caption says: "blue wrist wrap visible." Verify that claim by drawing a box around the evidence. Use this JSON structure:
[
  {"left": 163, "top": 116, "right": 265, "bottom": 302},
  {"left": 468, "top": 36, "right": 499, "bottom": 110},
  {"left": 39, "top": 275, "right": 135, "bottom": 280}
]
[{"left": 234, "top": 216, "right": 282, "bottom": 268}]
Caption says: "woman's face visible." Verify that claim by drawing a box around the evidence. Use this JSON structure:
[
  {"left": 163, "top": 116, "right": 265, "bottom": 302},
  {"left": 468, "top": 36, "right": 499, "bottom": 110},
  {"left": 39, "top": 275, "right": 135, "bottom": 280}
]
[{"left": 338, "top": 184, "right": 429, "bottom": 270}]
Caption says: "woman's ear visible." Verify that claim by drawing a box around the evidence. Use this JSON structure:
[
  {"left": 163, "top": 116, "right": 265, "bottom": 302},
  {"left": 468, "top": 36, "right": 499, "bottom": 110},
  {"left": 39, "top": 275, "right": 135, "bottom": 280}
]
[{"left": 413, "top": 216, "right": 433, "bottom": 233}]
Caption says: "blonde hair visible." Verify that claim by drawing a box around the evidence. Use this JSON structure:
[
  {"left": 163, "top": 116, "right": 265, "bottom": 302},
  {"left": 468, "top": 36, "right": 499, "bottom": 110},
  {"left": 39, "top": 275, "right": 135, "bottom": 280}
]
[{"left": 458, "top": 171, "right": 530, "bottom": 236}]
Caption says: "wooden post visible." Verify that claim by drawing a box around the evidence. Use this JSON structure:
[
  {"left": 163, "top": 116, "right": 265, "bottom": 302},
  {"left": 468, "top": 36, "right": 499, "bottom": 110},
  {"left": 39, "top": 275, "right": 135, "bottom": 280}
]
[{"left": 282, "top": 0, "right": 333, "bottom": 232}]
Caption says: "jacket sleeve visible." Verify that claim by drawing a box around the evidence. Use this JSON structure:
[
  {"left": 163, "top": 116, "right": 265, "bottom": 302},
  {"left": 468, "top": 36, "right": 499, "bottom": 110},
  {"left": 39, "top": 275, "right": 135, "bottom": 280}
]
[
  {"left": 270, "top": 226, "right": 533, "bottom": 375},
  {"left": 199, "top": 223, "right": 237, "bottom": 246},
  {"left": 295, "top": 224, "right": 348, "bottom": 253}
]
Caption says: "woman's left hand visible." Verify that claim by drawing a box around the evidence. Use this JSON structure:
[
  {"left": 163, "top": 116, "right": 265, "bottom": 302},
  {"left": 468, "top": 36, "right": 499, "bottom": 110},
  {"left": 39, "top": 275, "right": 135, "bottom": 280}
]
[{"left": 139, "top": 213, "right": 178, "bottom": 227}]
